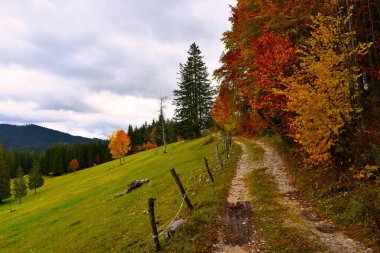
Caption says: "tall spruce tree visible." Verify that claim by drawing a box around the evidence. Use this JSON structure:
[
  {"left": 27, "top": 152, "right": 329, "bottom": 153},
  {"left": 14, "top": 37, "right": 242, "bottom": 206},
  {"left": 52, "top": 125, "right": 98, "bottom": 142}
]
[
  {"left": 0, "top": 143, "right": 11, "bottom": 203},
  {"left": 173, "top": 43, "right": 213, "bottom": 138},
  {"left": 28, "top": 160, "right": 44, "bottom": 195},
  {"left": 13, "top": 167, "right": 27, "bottom": 204}
]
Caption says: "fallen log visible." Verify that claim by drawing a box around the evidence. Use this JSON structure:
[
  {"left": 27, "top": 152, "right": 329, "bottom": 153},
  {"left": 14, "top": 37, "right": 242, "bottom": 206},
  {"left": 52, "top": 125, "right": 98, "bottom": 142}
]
[{"left": 115, "top": 179, "right": 150, "bottom": 197}]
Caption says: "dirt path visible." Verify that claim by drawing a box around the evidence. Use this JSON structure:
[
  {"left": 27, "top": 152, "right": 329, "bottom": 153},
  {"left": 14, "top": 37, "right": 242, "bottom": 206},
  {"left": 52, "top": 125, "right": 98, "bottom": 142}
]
[
  {"left": 254, "top": 139, "right": 372, "bottom": 253},
  {"left": 214, "top": 140, "right": 266, "bottom": 253},
  {"left": 215, "top": 138, "right": 372, "bottom": 253}
]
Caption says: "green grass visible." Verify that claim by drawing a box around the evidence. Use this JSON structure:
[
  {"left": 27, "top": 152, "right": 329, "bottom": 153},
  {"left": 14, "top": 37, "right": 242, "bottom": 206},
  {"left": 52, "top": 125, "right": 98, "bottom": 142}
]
[
  {"left": 0, "top": 135, "right": 240, "bottom": 253},
  {"left": 243, "top": 139, "right": 328, "bottom": 253}
]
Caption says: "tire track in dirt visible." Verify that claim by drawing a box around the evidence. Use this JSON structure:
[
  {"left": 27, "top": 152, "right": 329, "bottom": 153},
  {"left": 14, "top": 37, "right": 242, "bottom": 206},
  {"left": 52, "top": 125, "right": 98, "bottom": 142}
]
[{"left": 254, "top": 139, "right": 373, "bottom": 253}]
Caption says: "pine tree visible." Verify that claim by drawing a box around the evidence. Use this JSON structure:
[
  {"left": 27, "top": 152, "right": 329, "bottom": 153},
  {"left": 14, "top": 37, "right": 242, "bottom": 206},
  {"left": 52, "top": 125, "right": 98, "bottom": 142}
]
[
  {"left": 13, "top": 167, "right": 27, "bottom": 204},
  {"left": 0, "top": 143, "right": 11, "bottom": 204},
  {"left": 173, "top": 43, "right": 213, "bottom": 138},
  {"left": 28, "top": 160, "right": 44, "bottom": 195}
]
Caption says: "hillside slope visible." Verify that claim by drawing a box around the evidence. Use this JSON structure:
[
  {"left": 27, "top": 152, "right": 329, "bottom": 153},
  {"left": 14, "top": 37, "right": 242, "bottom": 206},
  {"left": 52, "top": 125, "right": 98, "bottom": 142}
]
[
  {"left": 0, "top": 124, "right": 98, "bottom": 150},
  {"left": 0, "top": 136, "right": 238, "bottom": 252}
]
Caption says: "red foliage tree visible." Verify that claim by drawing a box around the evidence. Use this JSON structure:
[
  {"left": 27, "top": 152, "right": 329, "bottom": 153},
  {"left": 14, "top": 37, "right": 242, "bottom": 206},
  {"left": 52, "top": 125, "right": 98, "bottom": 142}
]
[
  {"left": 68, "top": 159, "right": 80, "bottom": 173},
  {"left": 94, "top": 154, "right": 101, "bottom": 165},
  {"left": 145, "top": 141, "right": 157, "bottom": 150},
  {"left": 243, "top": 31, "right": 295, "bottom": 133}
]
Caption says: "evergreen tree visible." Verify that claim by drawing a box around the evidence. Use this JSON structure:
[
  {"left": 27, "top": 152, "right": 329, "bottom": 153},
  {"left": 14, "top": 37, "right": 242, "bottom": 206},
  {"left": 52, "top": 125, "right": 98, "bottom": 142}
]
[
  {"left": 173, "top": 43, "right": 213, "bottom": 138},
  {"left": 0, "top": 143, "right": 11, "bottom": 203},
  {"left": 28, "top": 160, "right": 44, "bottom": 195},
  {"left": 13, "top": 167, "right": 27, "bottom": 204}
]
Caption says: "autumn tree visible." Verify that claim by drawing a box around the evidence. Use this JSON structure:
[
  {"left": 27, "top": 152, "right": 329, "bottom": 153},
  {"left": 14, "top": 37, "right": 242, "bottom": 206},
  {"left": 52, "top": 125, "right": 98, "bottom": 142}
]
[
  {"left": 28, "top": 160, "right": 44, "bottom": 195},
  {"left": 173, "top": 43, "right": 213, "bottom": 138},
  {"left": 108, "top": 130, "right": 131, "bottom": 165},
  {"left": 213, "top": 0, "right": 333, "bottom": 134},
  {"left": 242, "top": 31, "right": 295, "bottom": 133},
  {"left": 150, "top": 127, "right": 157, "bottom": 145},
  {"left": 68, "top": 159, "right": 80, "bottom": 173},
  {"left": 281, "top": 12, "right": 372, "bottom": 164},
  {"left": 94, "top": 154, "right": 101, "bottom": 165},
  {"left": 0, "top": 143, "right": 10, "bottom": 203},
  {"left": 144, "top": 142, "right": 157, "bottom": 150},
  {"left": 13, "top": 167, "right": 27, "bottom": 204}
]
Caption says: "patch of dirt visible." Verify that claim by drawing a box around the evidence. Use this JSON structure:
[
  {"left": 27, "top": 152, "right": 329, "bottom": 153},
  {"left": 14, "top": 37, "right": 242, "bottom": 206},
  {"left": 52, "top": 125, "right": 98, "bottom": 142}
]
[
  {"left": 254, "top": 139, "right": 373, "bottom": 253},
  {"left": 214, "top": 140, "right": 266, "bottom": 253},
  {"left": 316, "top": 223, "right": 337, "bottom": 234},
  {"left": 221, "top": 201, "right": 253, "bottom": 246},
  {"left": 301, "top": 209, "right": 325, "bottom": 222}
]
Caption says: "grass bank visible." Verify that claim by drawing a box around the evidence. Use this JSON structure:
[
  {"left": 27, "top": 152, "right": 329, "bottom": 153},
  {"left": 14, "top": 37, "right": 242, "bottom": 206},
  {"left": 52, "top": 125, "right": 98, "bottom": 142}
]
[{"left": 0, "top": 135, "right": 239, "bottom": 252}]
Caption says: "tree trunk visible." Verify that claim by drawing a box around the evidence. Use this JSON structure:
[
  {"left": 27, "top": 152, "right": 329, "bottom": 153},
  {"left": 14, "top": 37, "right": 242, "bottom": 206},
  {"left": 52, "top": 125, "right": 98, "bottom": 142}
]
[{"left": 35, "top": 188, "right": 36, "bottom": 195}]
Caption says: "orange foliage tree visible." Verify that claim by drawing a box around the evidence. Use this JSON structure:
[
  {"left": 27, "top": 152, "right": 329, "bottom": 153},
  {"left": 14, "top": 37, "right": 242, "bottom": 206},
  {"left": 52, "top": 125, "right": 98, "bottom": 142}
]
[
  {"left": 68, "top": 159, "right": 80, "bottom": 172},
  {"left": 150, "top": 127, "right": 157, "bottom": 145},
  {"left": 144, "top": 141, "right": 157, "bottom": 151},
  {"left": 108, "top": 130, "right": 131, "bottom": 165},
  {"left": 94, "top": 154, "right": 101, "bottom": 165}
]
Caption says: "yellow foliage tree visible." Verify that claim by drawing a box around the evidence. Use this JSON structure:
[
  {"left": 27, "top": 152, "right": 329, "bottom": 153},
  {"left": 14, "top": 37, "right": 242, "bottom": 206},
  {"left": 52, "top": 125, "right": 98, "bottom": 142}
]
[
  {"left": 108, "top": 130, "right": 131, "bottom": 165},
  {"left": 281, "top": 12, "right": 371, "bottom": 164}
]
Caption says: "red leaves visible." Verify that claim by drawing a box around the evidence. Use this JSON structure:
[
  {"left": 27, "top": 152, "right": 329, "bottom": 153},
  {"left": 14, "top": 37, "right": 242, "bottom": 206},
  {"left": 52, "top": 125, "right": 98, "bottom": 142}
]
[
  {"left": 244, "top": 31, "right": 295, "bottom": 114},
  {"left": 68, "top": 159, "right": 80, "bottom": 172}
]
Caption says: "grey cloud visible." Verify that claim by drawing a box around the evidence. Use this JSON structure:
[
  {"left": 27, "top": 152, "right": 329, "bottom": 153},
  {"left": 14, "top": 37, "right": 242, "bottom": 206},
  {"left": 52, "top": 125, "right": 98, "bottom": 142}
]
[
  {"left": 0, "top": 0, "right": 235, "bottom": 137},
  {"left": 37, "top": 98, "right": 95, "bottom": 113}
]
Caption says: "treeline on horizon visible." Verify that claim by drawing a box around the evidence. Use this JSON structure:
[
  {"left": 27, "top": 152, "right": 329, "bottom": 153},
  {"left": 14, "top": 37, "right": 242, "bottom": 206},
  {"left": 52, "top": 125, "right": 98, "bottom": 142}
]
[{"left": 1, "top": 118, "right": 185, "bottom": 178}]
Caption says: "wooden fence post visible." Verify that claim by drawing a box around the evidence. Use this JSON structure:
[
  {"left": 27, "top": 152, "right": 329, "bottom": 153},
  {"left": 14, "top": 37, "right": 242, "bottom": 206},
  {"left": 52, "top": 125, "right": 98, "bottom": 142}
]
[
  {"left": 170, "top": 168, "right": 193, "bottom": 210},
  {"left": 204, "top": 157, "right": 214, "bottom": 182},
  {"left": 216, "top": 144, "right": 223, "bottom": 168},
  {"left": 225, "top": 139, "right": 230, "bottom": 159},
  {"left": 148, "top": 198, "right": 161, "bottom": 251}
]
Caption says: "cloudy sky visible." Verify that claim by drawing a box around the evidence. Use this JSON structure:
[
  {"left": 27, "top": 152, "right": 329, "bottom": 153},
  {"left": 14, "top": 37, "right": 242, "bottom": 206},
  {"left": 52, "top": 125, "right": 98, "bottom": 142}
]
[{"left": 0, "top": 0, "right": 236, "bottom": 139}]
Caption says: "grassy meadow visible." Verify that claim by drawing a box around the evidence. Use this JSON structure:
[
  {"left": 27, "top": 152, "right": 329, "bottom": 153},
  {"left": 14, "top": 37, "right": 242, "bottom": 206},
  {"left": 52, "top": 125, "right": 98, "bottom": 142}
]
[{"left": 0, "top": 136, "right": 240, "bottom": 252}]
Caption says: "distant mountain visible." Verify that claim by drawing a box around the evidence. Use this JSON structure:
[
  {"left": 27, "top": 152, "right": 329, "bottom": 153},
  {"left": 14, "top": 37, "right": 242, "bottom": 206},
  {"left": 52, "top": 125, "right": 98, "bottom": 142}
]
[{"left": 0, "top": 124, "right": 100, "bottom": 151}]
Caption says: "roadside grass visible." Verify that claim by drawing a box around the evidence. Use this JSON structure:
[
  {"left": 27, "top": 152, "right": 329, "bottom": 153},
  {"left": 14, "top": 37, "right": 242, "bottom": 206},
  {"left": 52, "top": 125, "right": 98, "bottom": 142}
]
[
  {"left": 243, "top": 139, "right": 328, "bottom": 253},
  {"left": 0, "top": 135, "right": 239, "bottom": 253},
  {"left": 261, "top": 135, "right": 380, "bottom": 252}
]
